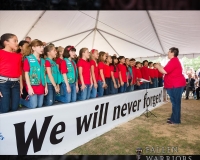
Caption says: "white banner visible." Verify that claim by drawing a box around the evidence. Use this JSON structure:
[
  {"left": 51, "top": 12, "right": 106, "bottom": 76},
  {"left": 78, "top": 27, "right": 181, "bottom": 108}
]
[{"left": 0, "top": 87, "right": 164, "bottom": 155}]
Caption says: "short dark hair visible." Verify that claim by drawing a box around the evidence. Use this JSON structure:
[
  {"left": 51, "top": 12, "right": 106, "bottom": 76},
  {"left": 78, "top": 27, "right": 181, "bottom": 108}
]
[
  {"left": 169, "top": 47, "right": 179, "bottom": 57},
  {"left": 136, "top": 61, "right": 141, "bottom": 66},
  {"left": 16, "top": 40, "right": 29, "bottom": 53},
  {"left": 143, "top": 60, "right": 148, "bottom": 65},
  {"left": 130, "top": 58, "right": 136, "bottom": 61},
  {"left": 148, "top": 62, "right": 153, "bottom": 66}
]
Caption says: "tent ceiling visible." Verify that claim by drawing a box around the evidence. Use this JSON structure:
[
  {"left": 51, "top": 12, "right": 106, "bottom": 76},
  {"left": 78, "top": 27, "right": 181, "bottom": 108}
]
[{"left": 0, "top": 11, "right": 200, "bottom": 58}]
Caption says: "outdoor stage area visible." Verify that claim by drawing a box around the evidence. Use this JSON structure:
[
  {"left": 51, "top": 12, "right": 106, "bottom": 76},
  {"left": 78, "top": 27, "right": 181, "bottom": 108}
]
[{"left": 0, "top": 87, "right": 199, "bottom": 155}]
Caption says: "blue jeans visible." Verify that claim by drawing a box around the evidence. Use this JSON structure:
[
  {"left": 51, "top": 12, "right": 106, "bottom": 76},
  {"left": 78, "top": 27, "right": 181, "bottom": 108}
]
[
  {"left": 119, "top": 82, "right": 127, "bottom": 93},
  {"left": 126, "top": 79, "right": 132, "bottom": 92},
  {"left": 43, "top": 84, "right": 56, "bottom": 106},
  {"left": 90, "top": 85, "right": 97, "bottom": 98},
  {"left": 0, "top": 80, "right": 20, "bottom": 113},
  {"left": 158, "top": 78, "right": 163, "bottom": 87},
  {"left": 135, "top": 85, "right": 142, "bottom": 90},
  {"left": 149, "top": 78, "right": 154, "bottom": 88},
  {"left": 131, "top": 84, "right": 135, "bottom": 91},
  {"left": 77, "top": 84, "right": 91, "bottom": 101},
  {"left": 97, "top": 81, "right": 104, "bottom": 97},
  {"left": 154, "top": 78, "right": 158, "bottom": 88},
  {"left": 55, "top": 82, "right": 77, "bottom": 103},
  {"left": 142, "top": 82, "right": 149, "bottom": 89},
  {"left": 110, "top": 78, "right": 119, "bottom": 94},
  {"left": 20, "top": 94, "right": 44, "bottom": 109},
  {"left": 104, "top": 78, "right": 111, "bottom": 95},
  {"left": 167, "top": 87, "right": 184, "bottom": 124}
]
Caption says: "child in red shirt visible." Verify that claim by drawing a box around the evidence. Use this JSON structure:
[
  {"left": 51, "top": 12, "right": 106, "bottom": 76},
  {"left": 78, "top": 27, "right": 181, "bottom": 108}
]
[
  {"left": 77, "top": 48, "right": 92, "bottom": 100},
  {"left": 141, "top": 60, "right": 152, "bottom": 89},
  {"left": 90, "top": 49, "right": 99, "bottom": 98},
  {"left": 135, "top": 61, "right": 143, "bottom": 90},
  {"left": 156, "top": 63, "right": 163, "bottom": 87},
  {"left": 117, "top": 56, "right": 128, "bottom": 93},
  {"left": 0, "top": 33, "right": 22, "bottom": 113},
  {"left": 21, "top": 39, "right": 48, "bottom": 109},
  {"left": 110, "top": 56, "right": 120, "bottom": 94},
  {"left": 148, "top": 62, "right": 155, "bottom": 88},
  {"left": 104, "top": 55, "right": 112, "bottom": 95},
  {"left": 97, "top": 51, "right": 107, "bottom": 97},
  {"left": 153, "top": 63, "right": 159, "bottom": 88},
  {"left": 43, "top": 44, "right": 62, "bottom": 106},
  {"left": 56, "top": 45, "right": 79, "bottom": 103},
  {"left": 130, "top": 58, "right": 136, "bottom": 91},
  {"left": 55, "top": 46, "right": 64, "bottom": 71}
]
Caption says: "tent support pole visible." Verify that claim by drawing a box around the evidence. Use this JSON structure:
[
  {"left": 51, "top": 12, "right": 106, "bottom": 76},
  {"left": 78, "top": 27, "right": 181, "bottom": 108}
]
[
  {"left": 146, "top": 11, "right": 165, "bottom": 55},
  {"left": 75, "top": 29, "right": 95, "bottom": 47},
  {"left": 24, "top": 11, "right": 46, "bottom": 40},
  {"left": 92, "top": 11, "right": 99, "bottom": 48},
  {"left": 97, "top": 29, "right": 162, "bottom": 55},
  {"left": 97, "top": 29, "right": 120, "bottom": 56}
]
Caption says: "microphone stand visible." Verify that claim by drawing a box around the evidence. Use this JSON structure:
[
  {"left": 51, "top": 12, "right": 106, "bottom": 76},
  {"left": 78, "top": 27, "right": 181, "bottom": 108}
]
[{"left": 142, "top": 81, "right": 157, "bottom": 118}]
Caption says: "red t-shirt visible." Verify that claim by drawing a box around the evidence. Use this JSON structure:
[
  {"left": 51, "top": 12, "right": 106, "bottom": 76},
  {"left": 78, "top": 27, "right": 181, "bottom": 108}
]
[
  {"left": 60, "top": 60, "right": 68, "bottom": 74},
  {"left": 141, "top": 66, "right": 150, "bottom": 81},
  {"left": 132, "top": 66, "right": 137, "bottom": 84},
  {"left": 110, "top": 65, "right": 119, "bottom": 79},
  {"left": 98, "top": 62, "right": 105, "bottom": 81},
  {"left": 23, "top": 58, "right": 45, "bottom": 95},
  {"left": 135, "top": 68, "right": 143, "bottom": 84},
  {"left": 164, "top": 57, "right": 186, "bottom": 89},
  {"left": 117, "top": 63, "right": 127, "bottom": 82},
  {"left": 0, "top": 50, "right": 22, "bottom": 78},
  {"left": 56, "top": 58, "right": 63, "bottom": 71},
  {"left": 154, "top": 68, "right": 159, "bottom": 78},
  {"left": 104, "top": 64, "right": 111, "bottom": 78},
  {"left": 90, "top": 60, "right": 98, "bottom": 82},
  {"left": 148, "top": 68, "right": 155, "bottom": 78},
  {"left": 77, "top": 58, "right": 91, "bottom": 85}
]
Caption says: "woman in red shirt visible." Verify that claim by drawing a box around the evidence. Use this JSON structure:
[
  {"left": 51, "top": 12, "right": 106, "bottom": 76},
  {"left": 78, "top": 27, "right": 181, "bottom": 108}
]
[
  {"left": 155, "top": 47, "right": 186, "bottom": 124},
  {"left": 117, "top": 56, "right": 128, "bottom": 93},
  {"left": 77, "top": 48, "right": 93, "bottom": 101},
  {"left": 110, "top": 56, "right": 120, "bottom": 94},
  {"left": 97, "top": 52, "right": 107, "bottom": 97},
  {"left": 0, "top": 33, "right": 22, "bottom": 113},
  {"left": 104, "top": 55, "right": 112, "bottom": 95},
  {"left": 90, "top": 49, "right": 99, "bottom": 98},
  {"left": 134, "top": 61, "right": 143, "bottom": 90}
]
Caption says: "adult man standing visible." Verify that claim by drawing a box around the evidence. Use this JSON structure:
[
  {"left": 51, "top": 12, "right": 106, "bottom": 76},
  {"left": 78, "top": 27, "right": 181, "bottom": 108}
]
[{"left": 25, "top": 36, "right": 31, "bottom": 44}]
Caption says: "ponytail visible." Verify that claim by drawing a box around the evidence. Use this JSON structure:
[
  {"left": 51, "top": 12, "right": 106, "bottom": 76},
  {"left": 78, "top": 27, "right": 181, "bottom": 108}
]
[
  {"left": 23, "top": 43, "right": 32, "bottom": 58},
  {"left": 0, "top": 40, "right": 4, "bottom": 49},
  {"left": 0, "top": 33, "right": 16, "bottom": 49}
]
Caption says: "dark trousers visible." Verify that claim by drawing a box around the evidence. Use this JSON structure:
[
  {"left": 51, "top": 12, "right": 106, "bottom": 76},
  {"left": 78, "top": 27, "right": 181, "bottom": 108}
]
[
  {"left": 186, "top": 86, "right": 195, "bottom": 98},
  {"left": 110, "top": 78, "right": 119, "bottom": 94},
  {"left": 0, "top": 80, "right": 20, "bottom": 113},
  {"left": 166, "top": 87, "right": 184, "bottom": 123},
  {"left": 196, "top": 87, "right": 200, "bottom": 99},
  {"left": 158, "top": 77, "right": 163, "bottom": 87}
]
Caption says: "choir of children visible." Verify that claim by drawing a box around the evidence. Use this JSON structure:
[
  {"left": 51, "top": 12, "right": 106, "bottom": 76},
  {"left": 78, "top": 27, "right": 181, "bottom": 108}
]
[{"left": 0, "top": 33, "right": 163, "bottom": 113}]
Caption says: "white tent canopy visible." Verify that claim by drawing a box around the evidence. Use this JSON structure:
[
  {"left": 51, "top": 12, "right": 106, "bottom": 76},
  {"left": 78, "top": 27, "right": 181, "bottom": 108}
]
[{"left": 0, "top": 11, "right": 200, "bottom": 60}]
